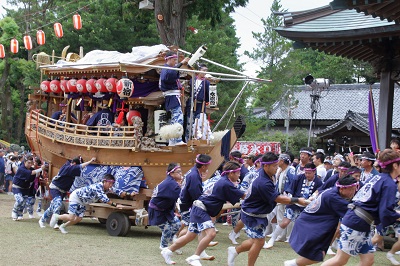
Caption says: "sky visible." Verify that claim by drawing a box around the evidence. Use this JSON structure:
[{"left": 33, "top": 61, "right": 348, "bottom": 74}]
[{"left": 231, "top": 0, "right": 332, "bottom": 76}]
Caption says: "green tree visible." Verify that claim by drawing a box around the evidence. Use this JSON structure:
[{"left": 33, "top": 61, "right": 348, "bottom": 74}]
[
  {"left": 184, "top": 13, "right": 246, "bottom": 131},
  {"left": 153, "top": 0, "right": 248, "bottom": 46}
]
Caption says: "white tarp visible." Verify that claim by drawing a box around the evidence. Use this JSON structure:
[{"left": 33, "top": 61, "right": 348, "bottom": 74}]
[{"left": 53, "top": 44, "right": 169, "bottom": 68}]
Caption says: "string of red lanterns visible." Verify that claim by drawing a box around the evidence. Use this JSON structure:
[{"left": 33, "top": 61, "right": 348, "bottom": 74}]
[{"left": 1, "top": 13, "right": 83, "bottom": 56}]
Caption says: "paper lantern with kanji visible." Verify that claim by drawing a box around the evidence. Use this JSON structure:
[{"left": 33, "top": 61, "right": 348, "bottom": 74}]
[
  {"left": 23, "top": 36, "right": 32, "bottom": 50},
  {"left": 54, "top": 23, "right": 63, "bottom": 38},
  {"left": 40, "top": 80, "right": 51, "bottom": 93},
  {"left": 50, "top": 79, "right": 61, "bottom": 93},
  {"left": 0, "top": 44, "right": 5, "bottom": 59},
  {"left": 86, "top": 77, "right": 98, "bottom": 93},
  {"left": 36, "top": 30, "right": 45, "bottom": 45},
  {"left": 105, "top": 77, "right": 118, "bottom": 93},
  {"left": 95, "top": 77, "right": 107, "bottom": 93},
  {"left": 67, "top": 78, "right": 78, "bottom": 93},
  {"left": 126, "top": 110, "right": 142, "bottom": 125},
  {"left": 117, "top": 78, "right": 134, "bottom": 98},
  {"left": 76, "top": 78, "right": 87, "bottom": 93},
  {"left": 73, "top": 14, "right": 82, "bottom": 30},
  {"left": 60, "top": 78, "right": 69, "bottom": 93},
  {"left": 10, "top": 38, "right": 18, "bottom": 54}
]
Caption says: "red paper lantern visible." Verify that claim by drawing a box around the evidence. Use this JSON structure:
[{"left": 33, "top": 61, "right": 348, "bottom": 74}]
[
  {"left": 23, "top": 35, "right": 32, "bottom": 50},
  {"left": 0, "top": 44, "right": 5, "bottom": 59},
  {"left": 50, "top": 79, "right": 61, "bottom": 93},
  {"left": 95, "top": 77, "right": 107, "bottom": 93},
  {"left": 36, "top": 30, "right": 45, "bottom": 45},
  {"left": 40, "top": 80, "right": 51, "bottom": 93},
  {"left": 67, "top": 78, "right": 78, "bottom": 93},
  {"left": 126, "top": 110, "right": 142, "bottom": 125},
  {"left": 10, "top": 38, "right": 18, "bottom": 54},
  {"left": 73, "top": 14, "right": 82, "bottom": 30},
  {"left": 54, "top": 23, "right": 63, "bottom": 38},
  {"left": 117, "top": 78, "right": 134, "bottom": 98},
  {"left": 60, "top": 78, "right": 69, "bottom": 93},
  {"left": 105, "top": 77, "right": 118, "bottom": 93},
  {"left": 86, "top": 77, "right": 98, "bottom": 93},
  {"left": 76, "top": 78, "right": 87, "bottom": 93}
]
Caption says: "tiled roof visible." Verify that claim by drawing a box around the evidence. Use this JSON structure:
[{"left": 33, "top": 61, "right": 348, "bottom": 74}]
[
  {"left": 316, "top": 110, "right": 369, "bottom": 137},
  {"left": 277, "top": 8, "right": 396, "bottom": 33},
  {"left": 257, "top": 83, "right": 400, "bottom": 128}
]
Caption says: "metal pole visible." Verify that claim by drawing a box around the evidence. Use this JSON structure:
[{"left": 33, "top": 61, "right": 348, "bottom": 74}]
[{"left": 308, "top": 112, "right": 313, "bottom": 147}]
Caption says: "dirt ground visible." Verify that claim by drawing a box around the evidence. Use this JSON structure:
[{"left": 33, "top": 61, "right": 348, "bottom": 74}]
[{"left": 0, "top": 193, "right": 393, "bottom": 265}]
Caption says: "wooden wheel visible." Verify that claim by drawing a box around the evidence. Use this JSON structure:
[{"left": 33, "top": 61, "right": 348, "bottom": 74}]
[{"left": 106, "top": 212, "right": 130, "bottom": 236}]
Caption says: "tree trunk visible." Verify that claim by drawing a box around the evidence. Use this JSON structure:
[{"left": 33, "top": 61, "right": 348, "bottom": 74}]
[
  {"left": 154, "top": 0, "right": 188, "bottom": 46},
  {"left": 16, "top": 84, "right": 26, "bottom": 144}
]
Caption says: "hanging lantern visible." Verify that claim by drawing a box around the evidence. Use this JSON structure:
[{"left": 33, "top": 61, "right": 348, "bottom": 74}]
[
  {"left": 40, "top": 79, "right": 51, "bottom": 93},
  {"left": 50, "top": 79, "right": 61, "bottom": 93},
  {"left": 105, "top": 76, "right": 118, "bottom": 93},
  {"left": 60, "top": 78, "right": 69, "bottom": 93},
  {"left": 73, "top": 14, "right": 82, "bottom": 30},
  {"left": 23, "top": 35, "right": 33, "bottom": 50},
  {"left": 86, "top": 77, "right": 98, "bottom": 93},
  {"left": 95, "top": 76, "right": 108, "bottom": 93},
  {"left": 0, "top": 44, "right": 5, "bottom": 59},
  {"left": 76, "top": 77, "right": 87, "bottom": 93},
  {"left": 116, "top": 78, "right": 134, "bottom": 98},
  {"left": 54, "top": 22, "right": 63, "bottom": 38},
  {"left": 36, "top": 30, "right": 45, "bottom": 45},
  {"left": 126, "top": 110, "right": 142, "bottom": 125},
  {"left": 10, "top": 38, "right": 18, "bottom": 54},
  {"left": 67, "top": 78, "right": 78, "bottom": 93}
]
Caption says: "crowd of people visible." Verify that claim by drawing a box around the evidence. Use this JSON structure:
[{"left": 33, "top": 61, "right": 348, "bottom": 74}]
[
  {"left": 2, "top": 139, "right": 400, "bottom": 266},
  {"left": 154, "top": 142, "right": 400, "bottom": 266}
]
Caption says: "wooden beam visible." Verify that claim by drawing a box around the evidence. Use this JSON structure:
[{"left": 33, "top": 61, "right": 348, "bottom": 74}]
[{"left": 378, "top": 71, "right": 394, "bottom": 150}]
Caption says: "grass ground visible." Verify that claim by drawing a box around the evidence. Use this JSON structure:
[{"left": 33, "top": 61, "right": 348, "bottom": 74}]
[{"left": 0, "top": 193, "right": 394, "bottom": 265}]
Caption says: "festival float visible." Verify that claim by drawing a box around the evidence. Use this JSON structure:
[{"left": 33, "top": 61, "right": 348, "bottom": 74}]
[{"left": 26, "top": 44, "right": 265, "bottom": 236}]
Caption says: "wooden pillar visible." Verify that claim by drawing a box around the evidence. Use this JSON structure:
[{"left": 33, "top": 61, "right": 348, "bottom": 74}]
[{"left": 378, "top": 71, "right": 394, "bottom": 150}]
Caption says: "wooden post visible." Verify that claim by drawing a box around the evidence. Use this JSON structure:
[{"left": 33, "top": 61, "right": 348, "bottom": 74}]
[{"left": 378, "top": 71, "right": 394, "bottom": 150}]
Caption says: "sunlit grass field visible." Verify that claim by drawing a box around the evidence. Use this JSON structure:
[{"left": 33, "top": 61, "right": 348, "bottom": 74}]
[{"left": 0, "top": 193, "right": 393, "bottom": 265}]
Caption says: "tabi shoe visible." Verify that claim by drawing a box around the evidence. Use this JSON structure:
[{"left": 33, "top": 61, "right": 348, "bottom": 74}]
[
  {"left": 229, "top": 230, "right": 239, "bottom": 245},
  {"left": 208, "top": 241, "right": 218, "bottom": 247},
  {"left": 29, "top": 214, "right": 35, "bottom": 219},
  {"left": 11, "top": 211, "right": 17, "bottom": 221},
  {"left": 326, "top": 247, "right": 336, "bottom": 255},
  {"left": 49, "top": 214, "right": 59, "bottom": 228},
  {"left": 396, "top": 251, "right": 400, "bottom": 255},
  {"left": 171, "top": 235, "right": 183, "bottom": 255},
  {"left": 227, "top": 246, "right": 238, "bottom": 266},
  {"left": 264, "top": 238, "right": 274, "bottom": 249},
  {"left": 36, "top": 211, "right": 43, "bottom": 217},
  {"left": 17, "top": 216, "right": 23, "bottom": 221},
  {"left": 284, "top": 259, "right": 298, "bottom": 266},
  {"left": 7, "top": 192, "right": 13, "bottom": 195},
  {"left": 331, "top": 239, "right": 338, "bottom": 250},
  {"left": 59, "top": 224, "right": 68, "bottom": 234},
  {"left": 387, "top": 252, "right": 400, "bottom": 265},
  {"left": 199, "top": 250, "right": 215, "bottom": 260},
  {"left": 222, "top": 222, "right": 231, "bottom": 226},
  {"left": 38, "top": 219, "right": 46, "bottom": 228},
  {"left": 161, "top": 248, "right": 176, "bottom": 265},
  {"left": 54, "top": 224, "right": 60, "bottom": 230},
  {"left": 235, "top": 231, "right": 240, "bottom": 239},
  {"left": 185, "top": 255, "right": 202, "bottom": 266}
]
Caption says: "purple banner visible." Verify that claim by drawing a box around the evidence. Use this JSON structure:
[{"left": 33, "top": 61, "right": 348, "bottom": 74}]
[{"left": 368, "top": 88, "right": 379, "bottom": 153}]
